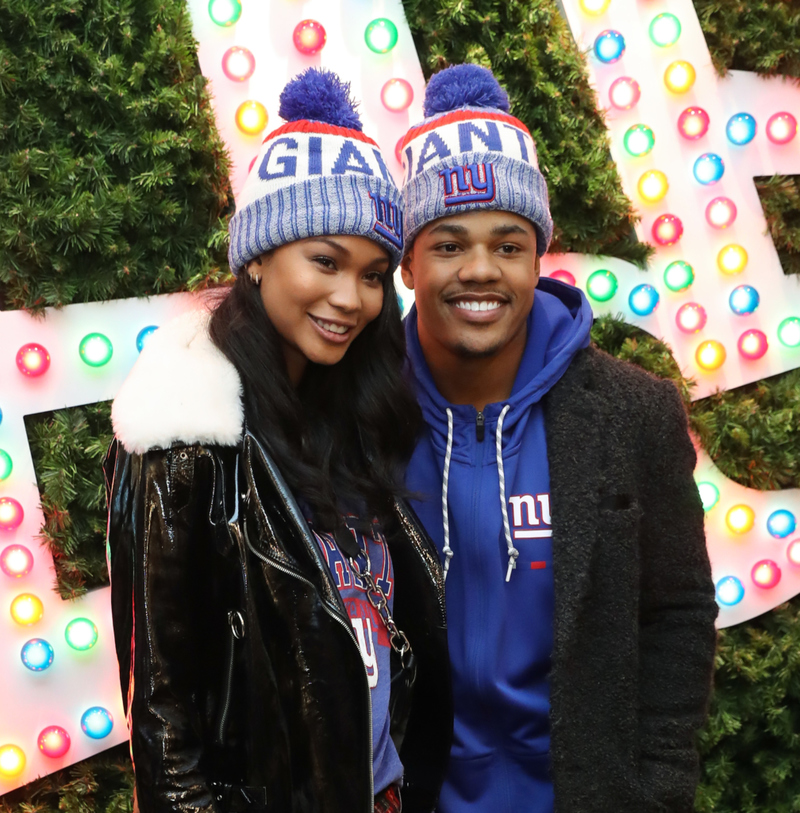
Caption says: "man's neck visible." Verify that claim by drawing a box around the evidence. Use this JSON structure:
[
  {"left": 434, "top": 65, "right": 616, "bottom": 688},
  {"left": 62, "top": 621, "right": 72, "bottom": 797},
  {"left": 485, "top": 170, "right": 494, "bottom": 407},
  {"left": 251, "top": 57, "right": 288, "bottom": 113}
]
[{"left": 418, "top": 325, "right": 528, "bottom": 412}]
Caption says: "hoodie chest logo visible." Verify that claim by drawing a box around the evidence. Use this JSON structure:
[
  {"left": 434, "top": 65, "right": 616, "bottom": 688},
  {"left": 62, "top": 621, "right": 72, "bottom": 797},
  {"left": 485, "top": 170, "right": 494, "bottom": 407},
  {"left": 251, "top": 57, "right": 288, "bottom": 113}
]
[
  {"left": 508, "top": 493, "right": 552, "bottom": 539},
  {"left": 439, "top": 162, "right": 497, "bottom": 206}
]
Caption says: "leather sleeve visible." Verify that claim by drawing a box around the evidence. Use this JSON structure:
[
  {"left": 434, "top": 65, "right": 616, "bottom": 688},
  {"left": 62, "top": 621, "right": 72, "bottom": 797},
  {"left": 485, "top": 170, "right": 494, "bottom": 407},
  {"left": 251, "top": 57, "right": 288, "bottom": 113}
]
[
  {"left": 636, "top": 381, "right": 718, "bottom": 812},
  {"left": 104, "top": 439, "right": 217, "bottom": 813}
]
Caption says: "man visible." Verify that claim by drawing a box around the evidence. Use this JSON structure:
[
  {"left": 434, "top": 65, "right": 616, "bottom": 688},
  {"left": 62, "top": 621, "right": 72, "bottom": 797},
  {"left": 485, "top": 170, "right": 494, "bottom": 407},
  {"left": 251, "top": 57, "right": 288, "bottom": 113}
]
[{"left": 399, "top": 63, "right": 718, "bottom": 813}]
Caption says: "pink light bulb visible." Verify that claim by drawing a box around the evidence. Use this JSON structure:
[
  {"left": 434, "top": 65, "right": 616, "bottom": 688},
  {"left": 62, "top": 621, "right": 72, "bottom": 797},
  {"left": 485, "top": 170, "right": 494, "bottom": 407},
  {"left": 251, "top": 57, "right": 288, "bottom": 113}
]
[
  {"left": 0, "top": 545, "right": 33, "bottom": 577},
  {"left": 751, "top": 559, "right": 781, "bottom": 589},
  {"left": 652, "top": 214, "right": 683, "bottom": 246},
  {"left": 293, "top": 20, "right": 327, "bottom": 55},
  {"left": 16, "top": 343, "right": 50, "bottom": 377},
  {"left": 766, "top": 112, "right": 797, "bottom": 145},
  {"left": 381, "top": 79, "right": 414, "bottom": 112},
  {"left": 38, "top": 726, "right": 71, "bottom": 759},
  {"left": 677, "top": 107, "right": 709, "bottom": 140},
  {"left": 221, "top": 47, "right": 255, "bottom": 82},
  {"left": 608, "top": 77, "right": 641, "bottom": 110},
  {"left": 705, "top": 197, "right": 737, "bottom": 229},
  {"left": 549, "top": 270, "right": 577, "bottom": 286},
  {"left": 676, "top": 303, "right": 707, "bottom": 333},
  {"left": 737, "top": 329, "right": 768, "bottom": 360},
  {"left": 0, "top": 498, "right": 24, "bottom": 532}
]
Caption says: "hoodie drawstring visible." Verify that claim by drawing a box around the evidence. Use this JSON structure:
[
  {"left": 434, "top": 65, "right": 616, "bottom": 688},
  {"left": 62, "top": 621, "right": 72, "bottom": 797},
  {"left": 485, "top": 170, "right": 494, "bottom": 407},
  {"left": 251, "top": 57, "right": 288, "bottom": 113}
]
[
  {"left": 496, "top": 405, "right": 518, "bottom": 581},
  {"left": 441, "top": 408, "right": 455, "bottom": 581}
]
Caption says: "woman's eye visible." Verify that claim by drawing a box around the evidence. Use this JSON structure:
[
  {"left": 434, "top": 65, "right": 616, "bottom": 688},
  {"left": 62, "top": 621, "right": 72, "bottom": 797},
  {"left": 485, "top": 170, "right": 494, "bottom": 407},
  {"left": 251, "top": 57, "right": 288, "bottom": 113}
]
[
  {"left": 314, "top": 256, "right": 336, "bottom": 270},
  {"left": 363, "top": 271, "right": 385, "bottom": 284}
]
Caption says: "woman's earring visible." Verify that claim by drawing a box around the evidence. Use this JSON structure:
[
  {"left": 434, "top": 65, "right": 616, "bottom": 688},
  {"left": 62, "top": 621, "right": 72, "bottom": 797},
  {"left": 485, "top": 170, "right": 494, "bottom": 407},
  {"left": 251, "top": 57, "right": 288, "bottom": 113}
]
[{"left": 249, "top": 272, "right": 261, "bottom": 285}]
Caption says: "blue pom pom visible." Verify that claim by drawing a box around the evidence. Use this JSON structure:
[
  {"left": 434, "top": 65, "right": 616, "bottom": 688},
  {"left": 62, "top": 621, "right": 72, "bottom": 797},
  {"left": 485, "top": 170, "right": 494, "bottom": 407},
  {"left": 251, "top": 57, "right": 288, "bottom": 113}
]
[
  {"left": 423, "top": 64, "right": 510, "bottom": 118},
  {"left": 279, "top": 68, "right": 363, "bottom": 130}
]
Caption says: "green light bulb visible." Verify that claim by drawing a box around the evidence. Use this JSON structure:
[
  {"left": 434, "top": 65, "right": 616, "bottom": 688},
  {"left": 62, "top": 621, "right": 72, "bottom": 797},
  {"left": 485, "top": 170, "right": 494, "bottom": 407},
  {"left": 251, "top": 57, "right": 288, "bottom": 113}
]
[
  {"left": 586, "top": 270, "right": 618, "bottom": 302},
  {"left": 663, "top": 260, "right": 695, "bottom": 292},
  {"left": 365, "top": 19, "right": 399, "bottom": 54},
  {"left": 649, "top": 13, "right": 681, "bottom": 47},
  {"left": 65, "top": 618, "right": 98, "bottom": 651},
  {"left": 778, "top": 316, "right": 800, "bottom": 348},
  {"left": 697, "top": 482, "right": 720, "bottom": 512},
  {"left": 79, "top": 333, "right": 113, "bottom": 367},
  {"left": 208, "top": 0, "right": 241, "bottom": 27},
  {"left": 0, "top": 450, "right": 11, "bottom": 481},
  {"left": 623, "top": 125, "right": 655, "bottom": 157}
]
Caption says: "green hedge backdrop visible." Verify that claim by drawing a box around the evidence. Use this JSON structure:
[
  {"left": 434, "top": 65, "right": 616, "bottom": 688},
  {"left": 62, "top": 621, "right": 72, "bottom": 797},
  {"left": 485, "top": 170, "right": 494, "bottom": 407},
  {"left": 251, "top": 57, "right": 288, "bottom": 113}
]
[{"left": 1, "top": 0, "right": 799, "bottom": 810}]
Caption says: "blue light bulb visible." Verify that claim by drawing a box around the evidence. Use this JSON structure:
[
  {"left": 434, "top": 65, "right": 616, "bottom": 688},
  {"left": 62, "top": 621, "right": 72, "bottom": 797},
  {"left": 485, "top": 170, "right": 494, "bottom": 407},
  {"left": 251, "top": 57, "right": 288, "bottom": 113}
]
[
  {"left": 693, "top": 153, "right": 725, "bottom": 185},
  {"left": 81, "top": 707, "right": 114, "bottom": 739},
  {"left": 628, "top": 284, "right": 660, "bottom": 316},
  {"left": 767, "top": 509, "right": 796, "bottom": 539},
  {"left": 729, "top": 285, "right": 760, "bottom": 316},
  {"left": 594, "top": 30, "right": 626, "bottom": 63},
  {"left": 726, "top": 113, "right": 757, "bottom": 146},
  {"left": 21, "top": 639, "right": 55, "bottom": 672},
  {"left": 136, "top": 326, "right": 159, "bottom": 353},
  {"left": 716, "top": 576, "right": 745, "bottom": 607}
]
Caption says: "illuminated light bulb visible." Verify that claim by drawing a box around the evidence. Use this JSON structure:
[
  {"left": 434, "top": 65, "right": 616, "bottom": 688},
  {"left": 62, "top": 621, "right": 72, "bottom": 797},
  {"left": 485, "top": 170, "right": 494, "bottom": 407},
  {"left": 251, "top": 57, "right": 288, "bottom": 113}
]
[
  {"left": 738, "top": 329, "right": 768, "bottom": 361},
  {"left": 787, "top": 539, "right": 800, "bottom": 567},
  {"left": 778, "top": 316, "right": 800, "bottom": 348},
  {"left": 65, "top": 618, "right": 99, "bottom": 651},
  {"left": 696, "top": 340, "right": 726, "bottom": 371},
  {"left": 715, "top": 576, "right": 744, "bottom": 607},
  {"left": 766, "top": 112, "right": 797, "bottom": 145},
  {"left": 1, "top": 544, "right": 33, "bottom": 578},
  {"left": 16, "top": 343, "right": 50, "bottom": 377},
  {"left": 593, "top": 30, "right": 626, "bottom": 63},
  {"left": 221, "top": 47, "right": 255, "bottom": 82},
  {"left": 622, "top": 124, "right": 655, "bottom": 157},
  {"left": 136, "top": 326, "right": 158, "bottom": 353},
  {"left": 649, "top": 13, "right": 681, "bottom": 47},
  {"left": 79, "top": 333, "right": 113, "bottom": 367},
  {"left": 726, "top": 113, "right": 757, "bottom": 146},
  {"left": 293, "top": 20, "right": 326, "bottom": 55},
  {"left": 652, "top": 214, "right": 683, "bottom": 246},
  {"left": 0, "top": 745, "right": 25, "bottom": 777},
  {"left": 767, "top": 509, "right": 796, "bottom": 539},
  {"left": 10, "top": 593, "right": 44, "bottom": 626},
  {"left": 0, "top": 497, "right": 24, "bottom": 531},
  {"left": 693, "top": 153, "right": 724, "bottom": 185},
  {"left": 364, "top": 18, "right": 399, "bottom": 54},
  {"left": 628, "top": 284, "right": 660, "bottom": 316},
  {"left": 549, "top": 270, "right": 576, "bottom": 286},
  {"left": 676, "top": 303, "right": 707, "bottom": 333},
  {"left": 381, "top": 79, "right": 414, "bottom": 112},
  {"left": 677, "top": 107, "right": 709, "bottom": 140},
  {"left": 726, "top": 504, "right": 755, "bottom": 534},
  {"left": 20, "top": 638, "right": 54, "bottom": 671},
  {"left": 235, "top": 101, "right": 268, "bottom": 135},
  {"left": 0, "top": 449, "right": 11, "bottom": 480},
  {"left": 38, "top": 727, "right": 70, "bottom": 759},
  {"left": 637, "top": 170, "right": 668, "bottom": 202},
  {"left": 705, "top": 197, "right": 737, "bottom": 229},
  {"left": 580, "top": 0, "right": 611, "bottom": 14},
  {"left": 586, "top": 270, "right": 618, "bottom": 302},
  {"left": 207, "top": 0, "right": 241, "bottom": 27},
  {"left": 663, "top": 260, "right": 694, "bottom": 292},
  {"left": 717, "top": 244, "right": 748, "bottom": 275},
  {"left": 608, "top": 77, "right": 640, "bottom": 110},
  {"left": 752, "top": 559, "right": 781, "bottom": 589},
  {"left": 81, "top": 707, "right": 114, "bottom": 739},
  {"left": 697, "top": 482, "right": 720, "bottom": 512},
  {"left": 664, "top": 61, "right": 696, "bottom": 94},
  {"left": 729, "top": 285, "right": 760, "bottom": 316}
]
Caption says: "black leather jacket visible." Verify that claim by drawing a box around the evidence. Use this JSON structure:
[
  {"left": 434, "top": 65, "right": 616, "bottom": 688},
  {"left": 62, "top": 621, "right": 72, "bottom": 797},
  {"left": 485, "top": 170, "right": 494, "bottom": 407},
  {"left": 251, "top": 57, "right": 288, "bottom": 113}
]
[{"left": 104, "top": 430, "right": 452, "bottom": 813}]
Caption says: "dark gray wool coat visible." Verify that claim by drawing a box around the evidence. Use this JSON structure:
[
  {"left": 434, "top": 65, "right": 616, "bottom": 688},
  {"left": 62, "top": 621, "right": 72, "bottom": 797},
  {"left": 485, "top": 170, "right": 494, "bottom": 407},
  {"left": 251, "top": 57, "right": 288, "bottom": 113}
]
[{"left": 541, "top": 345, "right": 718, "bottom": 813}]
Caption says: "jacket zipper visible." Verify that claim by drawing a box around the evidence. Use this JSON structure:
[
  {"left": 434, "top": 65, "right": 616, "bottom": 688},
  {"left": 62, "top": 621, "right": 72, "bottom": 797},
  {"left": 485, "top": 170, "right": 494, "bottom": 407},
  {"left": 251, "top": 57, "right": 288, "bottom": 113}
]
[
  {"left": 215, "top": 610, "right": 244, "bottom": 744},
  {"left": 475, "top": 410, "right": 485, "bottom": 442},
  {"left": 241, "top": 522, "right": 375, "bottom": 809}
]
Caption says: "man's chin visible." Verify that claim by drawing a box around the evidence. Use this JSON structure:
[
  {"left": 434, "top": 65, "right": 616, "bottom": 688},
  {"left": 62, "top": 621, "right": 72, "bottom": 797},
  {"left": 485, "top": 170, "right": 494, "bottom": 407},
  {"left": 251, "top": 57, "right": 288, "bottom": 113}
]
[{"left": 451, "top": 338, "right": 507, "bottom": 360}]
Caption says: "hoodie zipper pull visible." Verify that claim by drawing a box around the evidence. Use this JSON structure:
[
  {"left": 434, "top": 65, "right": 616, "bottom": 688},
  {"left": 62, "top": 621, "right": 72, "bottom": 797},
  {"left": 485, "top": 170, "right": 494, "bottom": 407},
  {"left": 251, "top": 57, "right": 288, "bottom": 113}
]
[{"left": 476, "top": 411, "right": 485, "bottom": 442}]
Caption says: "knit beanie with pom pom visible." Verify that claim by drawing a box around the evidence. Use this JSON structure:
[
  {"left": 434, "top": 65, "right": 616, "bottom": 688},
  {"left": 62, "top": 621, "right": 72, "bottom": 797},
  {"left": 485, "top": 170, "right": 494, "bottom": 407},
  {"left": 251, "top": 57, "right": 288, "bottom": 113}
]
[
  {"left": 228, "top": 68, "right": 403, "bottom": 274},
  {"left": 399, "top": 63, "right": 553, "bottom": 255}
]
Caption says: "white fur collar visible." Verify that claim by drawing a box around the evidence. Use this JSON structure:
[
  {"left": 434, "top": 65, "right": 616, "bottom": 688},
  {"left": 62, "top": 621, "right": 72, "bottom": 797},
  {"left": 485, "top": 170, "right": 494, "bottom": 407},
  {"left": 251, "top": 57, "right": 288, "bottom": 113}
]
[{"left": 112, "top": 308, "right": 244, "bottom": 454}]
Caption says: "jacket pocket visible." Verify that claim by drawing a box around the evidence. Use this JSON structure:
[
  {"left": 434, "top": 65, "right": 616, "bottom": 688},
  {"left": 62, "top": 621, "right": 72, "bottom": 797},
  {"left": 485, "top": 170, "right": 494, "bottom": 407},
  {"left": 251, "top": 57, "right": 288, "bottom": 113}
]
[{"left": 215, "top": 610, "right": 246, "bottom": 745}]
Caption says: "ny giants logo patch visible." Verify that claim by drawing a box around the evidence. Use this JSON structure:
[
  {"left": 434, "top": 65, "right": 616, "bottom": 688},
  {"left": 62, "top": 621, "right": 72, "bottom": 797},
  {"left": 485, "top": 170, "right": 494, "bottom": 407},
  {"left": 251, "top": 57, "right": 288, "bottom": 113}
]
[
  {"left": 368, "top": 191, "right": 403, "bottom": 250},
  {"left": 439, "top": 162, "right": 497, "bottom": 206}
]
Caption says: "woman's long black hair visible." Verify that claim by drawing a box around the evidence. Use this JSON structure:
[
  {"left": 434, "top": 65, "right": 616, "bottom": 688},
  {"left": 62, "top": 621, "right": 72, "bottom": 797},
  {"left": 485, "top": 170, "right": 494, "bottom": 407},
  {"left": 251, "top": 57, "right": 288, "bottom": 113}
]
[{"left": 208, "top": 261, "right": 422, "bottom": 532}]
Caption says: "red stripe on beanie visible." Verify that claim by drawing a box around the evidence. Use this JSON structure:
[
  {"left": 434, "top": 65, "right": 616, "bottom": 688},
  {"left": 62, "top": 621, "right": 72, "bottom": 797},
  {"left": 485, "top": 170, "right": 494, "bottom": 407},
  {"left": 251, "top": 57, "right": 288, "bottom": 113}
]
[
  {"left": 263, "top": 119, "right": 379, "bottom": 146},
  {"left": 400, "top": 109, "right": 532, "bottom": 151}
]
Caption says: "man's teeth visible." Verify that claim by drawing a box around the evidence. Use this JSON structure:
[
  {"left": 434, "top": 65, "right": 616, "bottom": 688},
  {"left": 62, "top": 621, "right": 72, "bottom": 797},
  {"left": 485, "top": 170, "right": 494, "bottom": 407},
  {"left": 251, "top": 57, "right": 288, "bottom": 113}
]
[
  {"left": 316, "top": 318, "right": 349, "bottom": 334},
  {"left": 455, "top": 301, "right": 502, "bottom": 312}
]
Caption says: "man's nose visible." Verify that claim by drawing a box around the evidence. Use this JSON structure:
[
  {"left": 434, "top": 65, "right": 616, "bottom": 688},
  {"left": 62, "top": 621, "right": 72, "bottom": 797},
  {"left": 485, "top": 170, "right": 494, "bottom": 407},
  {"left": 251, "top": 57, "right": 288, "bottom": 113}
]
[{"left": 457, "top": 248, "right": 502, "bottom": 284}]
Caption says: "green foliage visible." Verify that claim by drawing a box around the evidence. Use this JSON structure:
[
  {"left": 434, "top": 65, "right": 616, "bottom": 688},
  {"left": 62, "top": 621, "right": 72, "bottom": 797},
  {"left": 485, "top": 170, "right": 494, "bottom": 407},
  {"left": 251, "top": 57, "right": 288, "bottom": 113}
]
[
  {"left": 402, "top": 0, "right": 652, "bottom": 267},
  {"left": 25, "top": 402, "right": 114, "bottom": 599},
  {"left": 0, "top": 0, "right": 234, "bottom": 312},
  {"left": 693, "top": 0, "right": 800, "bottom": 79},
  {"left": 756, "top": 175, "right": 800, "bottom": 278},
  {"left": 0, "top": 745, "right": 132, "bottom": 813}
]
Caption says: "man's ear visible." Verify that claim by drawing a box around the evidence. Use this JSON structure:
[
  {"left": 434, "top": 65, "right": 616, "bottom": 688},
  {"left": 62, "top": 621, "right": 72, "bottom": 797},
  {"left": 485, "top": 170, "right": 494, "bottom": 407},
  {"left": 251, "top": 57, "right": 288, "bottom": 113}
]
[
  {"left": 400, "top": 251, "right": 415, "bottom": 291},
  {"left": 533, "top": 252, "right": 541, "bottom": 286}
]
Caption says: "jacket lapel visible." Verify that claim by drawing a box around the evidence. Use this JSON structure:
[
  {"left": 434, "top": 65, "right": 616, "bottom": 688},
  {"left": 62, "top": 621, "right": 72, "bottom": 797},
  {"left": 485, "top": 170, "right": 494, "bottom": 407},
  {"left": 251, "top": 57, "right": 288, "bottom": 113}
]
[{"left": 543, "top": 348, "right": 605, "bottom": 655}]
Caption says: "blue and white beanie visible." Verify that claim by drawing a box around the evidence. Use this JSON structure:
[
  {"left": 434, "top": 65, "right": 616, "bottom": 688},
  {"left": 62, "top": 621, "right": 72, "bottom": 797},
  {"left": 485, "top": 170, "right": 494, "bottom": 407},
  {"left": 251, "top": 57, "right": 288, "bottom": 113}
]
[
  {"left": 228, "top": 69, "right": 404, "bottom": 274},
  {"left": 399, "top": 64, "right": 553, "bottom": 255}
]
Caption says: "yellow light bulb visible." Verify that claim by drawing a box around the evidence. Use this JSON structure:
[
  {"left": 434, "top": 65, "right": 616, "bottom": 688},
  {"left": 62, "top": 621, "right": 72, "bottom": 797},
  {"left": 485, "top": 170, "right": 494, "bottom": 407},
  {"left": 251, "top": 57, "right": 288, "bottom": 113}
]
[
  {"left": 637, "top": 170, "right": 669, "bottom": 202},
  {"left": 10, "top": 593, "right": 44, "bottom": 626},
  {"left": 235, "top": 101, "right": 268, "bottom": 135},
  {"left": 696, "top": 340, "right": 726, "bottom": 371},
  {"left": 717, "top": 244, "right": 748, "bottom": 275},
  {"left": 726, "top": 504, "right": 755, "bottom": 534},
  {"left": 579, "top": 0, "right": 611, "bottom": 14},
  {"left": 664, "top": 61, "right": 696, "bottom": 93},
  {"left": 0, "top": 745, "right": 25, "bottom": 777}
]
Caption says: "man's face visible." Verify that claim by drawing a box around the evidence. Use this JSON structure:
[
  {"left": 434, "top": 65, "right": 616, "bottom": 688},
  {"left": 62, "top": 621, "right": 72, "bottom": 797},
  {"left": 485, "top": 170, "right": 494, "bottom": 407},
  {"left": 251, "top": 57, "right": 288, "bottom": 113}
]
[{"left": 401, "top": 210, "right": 541, "bottom": 360}]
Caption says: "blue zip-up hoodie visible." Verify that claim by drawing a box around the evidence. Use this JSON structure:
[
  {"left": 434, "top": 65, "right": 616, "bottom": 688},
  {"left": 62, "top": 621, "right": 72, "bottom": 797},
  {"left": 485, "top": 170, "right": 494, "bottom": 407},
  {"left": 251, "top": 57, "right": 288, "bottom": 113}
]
[{"left": 405, "top": 278, "right": 593, "bottom": 813}]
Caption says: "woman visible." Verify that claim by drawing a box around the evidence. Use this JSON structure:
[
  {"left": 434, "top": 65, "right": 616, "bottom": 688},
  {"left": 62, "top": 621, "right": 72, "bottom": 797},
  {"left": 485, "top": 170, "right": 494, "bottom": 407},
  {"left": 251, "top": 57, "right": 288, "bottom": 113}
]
[{"left": 104, "top": 69, "right": 451, "bottom": 813}]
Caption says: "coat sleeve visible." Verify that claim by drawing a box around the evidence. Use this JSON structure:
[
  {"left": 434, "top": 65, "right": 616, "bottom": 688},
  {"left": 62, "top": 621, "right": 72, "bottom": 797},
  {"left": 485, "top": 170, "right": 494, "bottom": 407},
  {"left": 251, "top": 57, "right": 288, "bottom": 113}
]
[
  {"left": 104, "top": 439, "right": 217, "bottom": 813},
  {"left": 636, "top": 380, "right": 718, "bottom": 812}
]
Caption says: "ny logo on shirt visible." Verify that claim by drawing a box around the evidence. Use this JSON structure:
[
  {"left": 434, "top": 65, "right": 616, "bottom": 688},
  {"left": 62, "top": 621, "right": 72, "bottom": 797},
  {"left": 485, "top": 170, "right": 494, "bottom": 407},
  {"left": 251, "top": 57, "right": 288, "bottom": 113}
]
[{"left": 508, "top": 493, "right": 552, "bottom": 539}]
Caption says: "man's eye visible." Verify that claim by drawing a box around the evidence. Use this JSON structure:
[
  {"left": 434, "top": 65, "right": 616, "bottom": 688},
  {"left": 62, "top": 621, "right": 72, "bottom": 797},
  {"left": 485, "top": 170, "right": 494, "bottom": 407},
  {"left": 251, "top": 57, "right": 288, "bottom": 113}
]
[
  {"left": 437, "top": 243, "right": 460, "bottom": 253},
  {"left": 499, "top": 244, "right": 520, "bottom": 254}
]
